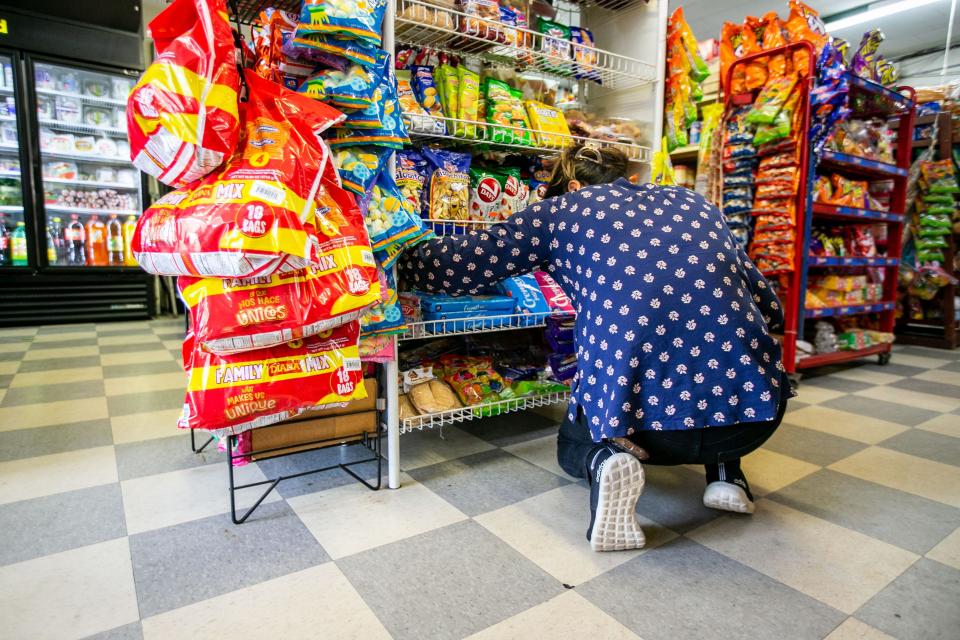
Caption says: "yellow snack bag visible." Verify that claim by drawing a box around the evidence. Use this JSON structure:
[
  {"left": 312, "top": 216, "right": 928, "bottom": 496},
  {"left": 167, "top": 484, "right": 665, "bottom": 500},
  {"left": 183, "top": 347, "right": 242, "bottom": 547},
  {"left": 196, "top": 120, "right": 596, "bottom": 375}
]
[
  {"left": 455, "top": 67, "right": 480, "bottom": 139},
  {"left": 436, "top": 64, "right": 459, "bottom": 120},
  {"left": 524, "top": 100, "right": 571, "bottom": 149}
]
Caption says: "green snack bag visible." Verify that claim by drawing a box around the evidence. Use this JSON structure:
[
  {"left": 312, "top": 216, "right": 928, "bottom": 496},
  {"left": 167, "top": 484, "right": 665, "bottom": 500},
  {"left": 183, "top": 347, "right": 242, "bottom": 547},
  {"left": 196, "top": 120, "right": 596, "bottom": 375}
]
[
  {"left": 455, "top": 67, "right": 480, "bottom": 138},
  {"left": 537, "top": 18, "right": 572, "bottom": 73},
  {"left": 484, "top": 77, "right": 516, "bottom": 144},
  {"left": 437, "top": 64, "right": 459, "bottom": 121},
  {"left": 508, "top": 88, "right": 534, "bottom": 146}
]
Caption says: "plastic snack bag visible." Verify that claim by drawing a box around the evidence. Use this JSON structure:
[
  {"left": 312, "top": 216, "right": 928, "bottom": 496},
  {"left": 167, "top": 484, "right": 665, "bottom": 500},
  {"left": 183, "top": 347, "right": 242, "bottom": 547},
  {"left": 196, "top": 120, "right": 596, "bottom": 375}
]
[
  {"left": 334, "top": 146, "right": 392, "bottom": 195},
  {"left": 292, "top": 32, "right": 381, "bottom": 67},
  {"left": 538, "top": 18, "right": 572, "bottom": 72},
  {"left": 761, "top": 12, "right": 787, "bottom": 79},
  {"left": 785, "top": 0, "right": 827, "bottom": 76},
  {"left": 435, "top": 64, "right": 459, "bottom": 120},
  {"left": 410, "top": 65, "right": 446, "bottom": 127},
  {"left": 851, "top": 29, "right": 884, "bottom": 80},
  {"left": 396, "top": 69, "right": 442, "bottom": 135},
  {"left": 525, "top": 100, "right": 571, "bottom": 149},
  {"left": 297, "top": 0, "right": 388, "bottom": 47},
  {"left": 469, "top": 166, "right": 525, "bottom": 222},
  {"left": 133, "top": 71, "right": 346, "bottom": 278},
  {"left": 298, "top": 50, "right": 388, "bottom": 110},
  {"left": 441, "top": 355, "right": 512, "bottom": 406},
  {"left": 455, "top": 67, "right": 480, "bottom": 138},
  {"left": 396, "top": 149, "right": 428, "bottom": 214},
  {"left": 571, "top": 27, "right": 600, "bottom": 83},
  {"left": 180, "top": 322, "right": 366, "bottom": 437},
  {"left": 460, "top": 0, "right": 503, "bottom": 41},
  {"left": 668, "top": 8, "right": 710, "bottom": 82},
  {"left": 361, "top": 268, "right": 406, "bottom": 336},
  {"left": 423, "top": 147, "right": 471, "bottom": 222},
  {"left": 742, "top": 17, "right": 767, "bottom": 91},
  {"left": 330, "top": 64, "right": 410, "bottom": 149},
  {"left": 747, "top": 75, "right": 799, "bottom": 125},
  {"left": 720, "top": 22, "right": 746, "bottom": 94},
  {"left": 365, "top": 169, "right": 422, "bottom": 250},
  {"left": 128, "top": 0, "right": 240, "bottom": 188}
]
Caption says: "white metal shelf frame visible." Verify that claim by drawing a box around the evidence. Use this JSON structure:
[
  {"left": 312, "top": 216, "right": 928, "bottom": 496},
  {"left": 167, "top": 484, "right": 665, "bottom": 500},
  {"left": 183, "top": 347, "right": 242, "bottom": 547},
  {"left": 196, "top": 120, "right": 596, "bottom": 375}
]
[
  {"left": 400, "top": 310, "right": 569, "bottom": 340},
  {"left": 402, "top": 390, "right": 570, "bottom": 433},
  {"left": 395, "top": 0, "right": 656, "bottom": 90}
]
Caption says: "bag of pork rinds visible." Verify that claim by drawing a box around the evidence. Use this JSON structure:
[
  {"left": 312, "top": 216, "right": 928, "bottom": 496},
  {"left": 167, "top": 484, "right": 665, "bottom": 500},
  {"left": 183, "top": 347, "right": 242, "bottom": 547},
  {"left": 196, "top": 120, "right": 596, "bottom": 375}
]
[
  {"left": 133, "top": 70, "right": 346, "bottom": 278},
  {"left": 178, "top": 180, "right": 382, "bottom": 355},
  {"left": 179, "top": 321, "right": 366, "bottom": 437},
  {"left": 128, "top": 0, "right": 241, "bottom": 187}
]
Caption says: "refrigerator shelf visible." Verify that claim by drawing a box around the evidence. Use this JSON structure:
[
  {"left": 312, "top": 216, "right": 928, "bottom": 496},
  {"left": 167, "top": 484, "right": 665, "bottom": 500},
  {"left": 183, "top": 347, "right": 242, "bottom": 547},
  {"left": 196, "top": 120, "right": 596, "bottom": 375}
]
[
  {"left": 0, "top": 205, "right": 23, "bottom": 212},
  {"left": 39, "top": 150, "right": 132, "bottom": 165},
  {"left": 44, "top": 204, "right": 138, "bottom": 216},
  {"left": 42, "top": 176, "right": 138, "bottom": 190},
  {"left": 401, "top": 390, "right": 570, "bottom": 433},
  {"left": 0, "top": 171, "right": 21, "bottom": 179},
  {"left": 38, "top": 119, "right": 127, "bottom": 137},
  {"left": 0, "top": 144, "right": 19, "bottom": 154},
  {"left": 36, "top": 88, "right": 125, "bottom": 108}
]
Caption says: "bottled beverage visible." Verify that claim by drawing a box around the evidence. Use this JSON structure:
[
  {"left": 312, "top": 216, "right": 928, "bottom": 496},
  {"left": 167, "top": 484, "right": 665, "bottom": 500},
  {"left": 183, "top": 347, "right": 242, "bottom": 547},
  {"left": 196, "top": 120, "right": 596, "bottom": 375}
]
[
  {"left": 65, "top": 214, "right": 85, "bottom": 265},
  {"left": 47, "top": 216, "right": 64, "bottom": 265},
  {"left": 12, "top": 221, "right": 27, "bottom": 266},
  {"left": 85, "top": 215, "right": 107, "bottom": 266},
  {"left": 0, "top": 214, "right": 9, "bottom": 265},
  {"left": 122, "top": 215, "right": 137, "bottom": 266},
  {"left": 106, "top": 214, "right": 123, "bottom": 265}
]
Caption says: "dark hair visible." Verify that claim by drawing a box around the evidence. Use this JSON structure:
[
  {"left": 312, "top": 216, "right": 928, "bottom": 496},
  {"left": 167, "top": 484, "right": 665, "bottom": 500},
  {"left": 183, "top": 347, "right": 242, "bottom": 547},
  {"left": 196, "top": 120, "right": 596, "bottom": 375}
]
[{"left": 543, "top": 143, "right": 629, "bottom": 198}]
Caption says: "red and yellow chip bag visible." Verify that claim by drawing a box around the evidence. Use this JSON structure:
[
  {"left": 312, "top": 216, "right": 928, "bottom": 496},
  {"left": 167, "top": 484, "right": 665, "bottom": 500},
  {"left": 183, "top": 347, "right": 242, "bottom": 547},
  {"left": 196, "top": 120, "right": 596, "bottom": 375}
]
[
  {"left": 178, "top": 178, "right": 380, "bottom": 355},
  {"left": 128, "top": 0, "right": 241, "bottom": 188},
  {"left": 133, "top": 71, "right": 346, "bottom": 278},
  {"left": 179, "top": 322, "right": 366, "bottom": 437}
]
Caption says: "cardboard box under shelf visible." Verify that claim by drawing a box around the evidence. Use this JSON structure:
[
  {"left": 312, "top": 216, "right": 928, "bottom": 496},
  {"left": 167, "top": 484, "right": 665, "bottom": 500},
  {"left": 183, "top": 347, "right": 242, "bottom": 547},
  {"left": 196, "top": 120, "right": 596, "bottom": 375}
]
[
  {"left": 250, "top": 411, "right": 378, "bottom": 460},
  {"left": 285, "top": 377, "right": 378, "bottom": 423}
]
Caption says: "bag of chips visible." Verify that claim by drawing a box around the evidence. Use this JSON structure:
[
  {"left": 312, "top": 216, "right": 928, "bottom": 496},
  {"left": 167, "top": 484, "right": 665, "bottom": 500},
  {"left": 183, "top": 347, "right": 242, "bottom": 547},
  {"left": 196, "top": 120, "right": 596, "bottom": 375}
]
[
  {"left": 455, "top": 67, "right": 481, "bottom": 138},
  {"left": 571, "top": 27, "right": 600, "bottom": 82},
  {"left": 128, "top": 0, "right": 240, "bottom": 188},
  {"left": 297, "top": 0, "right": 388, "bottom": 46},
  {"left": 329, "top": 67, "right": 410, "bottom": 149},
  {"left": 440, "top": 355, "right": 512, "bottom": 406},
  {"left": 334, "top": 146, "right": 392, "bottom": 196},
  {"left": 361, "top": 269, "right": 406, "bottom": 336},
  {"left": 298, "top": 50, "right": 388, "bottom": 110},
  {"left": 396, "top": 149, "right": 428, "bottom": 214},
  {"left": 365, "top": 169, "right": 422, "bottom": 250},
  {"left": 180, "top": 322, "right": 366, "bottom": 437},
  {"left": 435, "top": 64, "right": 459, "bottom": 120},
  {"left": 133, "top": 71, "right": 346, "bottom": 277},
  {"left": 525, "top": 100, "right": 570, "bottom": 149},
  {"left": 785, "top": 0, "right": 828, "bottom": 76},
  {"left": 423, "top": 147, "right": 471, "bottom": 223},
  {"left": 742, "top": 17, "right": 767, "bottom": 91},
  {"left": 292, "top": 32, "right": 381, "bottom": 67},
  {"left": 410, "top": 65, "right": 446, "bottom": 127},
  {"left": 720, "top": 22, "right": 746, "bottom": 94},
  {"left": 469, "top": 166, "right": 526, "bottom": 222},
  {"left": 538, "top": 18, "right": 571, "bottom": 72}
]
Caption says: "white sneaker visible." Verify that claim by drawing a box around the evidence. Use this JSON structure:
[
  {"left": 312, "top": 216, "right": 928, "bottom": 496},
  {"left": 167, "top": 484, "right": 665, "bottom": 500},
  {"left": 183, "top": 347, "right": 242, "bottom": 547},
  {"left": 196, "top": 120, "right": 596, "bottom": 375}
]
[
  {"left": 589, "top": 453, "right": 647, "bottom": 552},
  {"left": 703, "top": 481, "right": 755, "bottom": 514}
]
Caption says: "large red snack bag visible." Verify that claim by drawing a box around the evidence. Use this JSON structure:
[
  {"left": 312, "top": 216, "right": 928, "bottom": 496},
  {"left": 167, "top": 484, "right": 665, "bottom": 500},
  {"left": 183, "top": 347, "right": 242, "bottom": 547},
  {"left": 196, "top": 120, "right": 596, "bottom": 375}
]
[
  {"left": 133, "top": 71, "right": 346, "bottom": 277},
  {"left": 178, "top": 181, "right": 381, "bottom": 355},
  {"left": 180, "top": 321, "right": 366, "bottom": 437},
  {"left": 128, "top": 0, "right": 241, "bottom": 187}
]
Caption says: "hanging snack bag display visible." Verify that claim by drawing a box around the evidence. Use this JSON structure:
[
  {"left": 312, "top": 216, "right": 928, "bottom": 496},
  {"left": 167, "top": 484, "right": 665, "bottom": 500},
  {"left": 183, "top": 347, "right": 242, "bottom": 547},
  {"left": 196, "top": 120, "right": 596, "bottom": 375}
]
[
  {"left": 180, "top": 322, "right": 366, "bottom": 437},
  {"left": 361, "top": 268, "right": 406, "bottom": 335},
  {"left": 785, "top": 0, "right": 828, "bottom": 76},
  {"left": 333, "top": 146, "right": 392, "bottom": 196},
  {"left": 298, "top": 50, "right": 388, "bottom": 111},
  {"left": 133, "top": 71, "right": 346, "bottom": 278},
  {"left": 330, "top": 66, "right": 410, "bottom": 149},
  {"left": 297, "top": 0, "right": 388, "bottom": 47},
  {"left": 365, "top": 169, "right": 423, "bottom": 251},
  {"left": 127, "top": 0, "right": 240, "bottom": 188}
]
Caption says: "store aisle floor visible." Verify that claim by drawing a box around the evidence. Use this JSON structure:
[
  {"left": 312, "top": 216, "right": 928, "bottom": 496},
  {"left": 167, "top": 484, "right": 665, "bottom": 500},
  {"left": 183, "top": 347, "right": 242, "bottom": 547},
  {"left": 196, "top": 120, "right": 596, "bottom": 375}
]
[{"left": 0, "top": 319, "right": 959, "bottom": 640}]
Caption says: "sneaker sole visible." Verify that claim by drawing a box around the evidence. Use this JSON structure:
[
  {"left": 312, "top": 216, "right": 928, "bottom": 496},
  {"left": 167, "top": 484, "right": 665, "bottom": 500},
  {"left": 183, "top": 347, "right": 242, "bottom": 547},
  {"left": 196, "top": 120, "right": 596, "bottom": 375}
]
[
  {"left": 703, "top": 481, "right": 755, "bottom": 514},
  {"left": 590, "top": 453, "right": 646, "bottom": 552}
]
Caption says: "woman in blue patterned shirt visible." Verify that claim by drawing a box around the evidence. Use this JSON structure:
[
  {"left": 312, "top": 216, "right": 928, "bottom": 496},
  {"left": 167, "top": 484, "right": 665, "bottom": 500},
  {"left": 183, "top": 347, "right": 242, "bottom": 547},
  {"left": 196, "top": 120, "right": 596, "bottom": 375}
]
[{"left": 401, "top": 145, "right": 791, "bottom": 552}]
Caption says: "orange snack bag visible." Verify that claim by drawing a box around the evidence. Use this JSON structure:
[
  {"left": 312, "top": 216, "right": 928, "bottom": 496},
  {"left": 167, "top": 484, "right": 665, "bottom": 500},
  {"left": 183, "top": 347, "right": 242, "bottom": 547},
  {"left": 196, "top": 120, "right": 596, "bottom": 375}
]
[
  {"left": 762, "top": 12, "right": 787, "bottom": 80},
  {"left": 133, "top": 71, "right": 346, "bottom": 278},
  {"left": 720, "top": 22, "right": 746, "bottom": 94},
  {"left": 179, "top": 322, "right": 366, "bottom": 437},
  {"left": 786, "top": 0, "right": 828, "bottom": 76},
  {"left": 128, "top": 0, "right": 241, "bottom": 188},
  {"left": 742, "top": 17, "right": 768, "bottom": 91}
]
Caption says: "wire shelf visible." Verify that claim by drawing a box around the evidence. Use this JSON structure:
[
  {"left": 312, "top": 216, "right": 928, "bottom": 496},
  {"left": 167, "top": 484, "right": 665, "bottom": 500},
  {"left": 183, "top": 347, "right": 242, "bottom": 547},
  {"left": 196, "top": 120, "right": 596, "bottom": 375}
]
[
  {"left": 38, "top": 119, "right": 127, "bottom": 137},
  {"left": 395, "top": 0, "right": 655, "bottom": 90},
  {"left": 403, "top": 113, "right": 649, "bottom": 162},
  {"left": 400, "top": 310, "right": 570, "bottom": 340},
  {"left": 401, "top": 389, "right": 570, "bottom": 433}
]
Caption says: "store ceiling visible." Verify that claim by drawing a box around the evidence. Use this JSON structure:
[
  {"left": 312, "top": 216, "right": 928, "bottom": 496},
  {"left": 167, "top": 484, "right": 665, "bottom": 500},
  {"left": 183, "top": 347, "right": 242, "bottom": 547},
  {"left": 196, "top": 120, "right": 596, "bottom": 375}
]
[{"left": 673, "top": 0, "right": 958, "bottom": 61}]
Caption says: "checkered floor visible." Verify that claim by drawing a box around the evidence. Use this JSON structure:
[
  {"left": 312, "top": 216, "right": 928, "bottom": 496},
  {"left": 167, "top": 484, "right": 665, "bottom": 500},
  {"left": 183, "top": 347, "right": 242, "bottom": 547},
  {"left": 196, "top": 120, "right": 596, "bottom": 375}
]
[{"left": 1, "top": 319, "right": 959, "bottom": 640}]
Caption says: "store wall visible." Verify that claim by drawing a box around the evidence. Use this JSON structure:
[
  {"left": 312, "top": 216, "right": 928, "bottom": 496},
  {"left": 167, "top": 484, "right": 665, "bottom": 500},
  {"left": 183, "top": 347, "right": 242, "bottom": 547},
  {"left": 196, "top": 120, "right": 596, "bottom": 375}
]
[{"left": 896, "top": 46, "right": 960, "bottom": 90}]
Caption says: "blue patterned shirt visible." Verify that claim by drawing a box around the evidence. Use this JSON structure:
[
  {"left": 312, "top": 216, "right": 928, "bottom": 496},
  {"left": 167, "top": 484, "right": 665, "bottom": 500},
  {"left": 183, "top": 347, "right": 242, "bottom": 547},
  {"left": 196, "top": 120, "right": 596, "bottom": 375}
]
[{"left": 401, "top": 180, "right": 790, "bottom": 442}]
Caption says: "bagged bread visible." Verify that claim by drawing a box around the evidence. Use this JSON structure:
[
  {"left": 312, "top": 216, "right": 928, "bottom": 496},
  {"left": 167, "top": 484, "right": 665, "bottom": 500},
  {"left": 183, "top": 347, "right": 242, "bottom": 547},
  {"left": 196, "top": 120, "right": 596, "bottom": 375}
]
[{"left": 408, "top": 379, "right": 462, "bottom": 414}]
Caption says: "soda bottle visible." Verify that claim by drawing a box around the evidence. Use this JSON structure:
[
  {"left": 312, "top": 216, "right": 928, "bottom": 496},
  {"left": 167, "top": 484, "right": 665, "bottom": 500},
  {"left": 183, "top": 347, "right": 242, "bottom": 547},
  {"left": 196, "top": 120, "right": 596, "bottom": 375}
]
[
  {"left": 122, "top": 215, "right": 137, "bottom": 266},
  {"left": 12, "top": 221, "right": 27, "bottom": 266},
  {"left": 0, "top": 214, "right": 9, "bottom": 265},
  {"left": 106, "top": 214, "right": 123, "bottom": 265},
  {"left": 85, "top": 215, "right": 107, "bottom": 266},
  {"left": 47, "top": 216, "right": 64, "bottom": 265},
  {"left": 65, "top": 214, "right": 85, "bottom": 265}
]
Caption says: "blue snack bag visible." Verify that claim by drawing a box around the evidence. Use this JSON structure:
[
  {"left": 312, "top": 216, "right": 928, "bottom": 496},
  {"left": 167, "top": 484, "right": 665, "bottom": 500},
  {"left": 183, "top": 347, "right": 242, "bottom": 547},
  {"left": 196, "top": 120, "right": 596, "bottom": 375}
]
[
  {"left": 361, "top": 269, "right": 406, "bottom": 336},
  {"left": 499, "top": 273, "right": 551, "bottom": 326},
  {"left": 366, "top": 169, "right": 422, "bottom": 252},
  {"left": 298, "top": 49, "right": 388, "bottom": 110},
  {"left": 298, "top": 0, "right": 388, "bottom": 47},
  {"left": 330, "top": 60, "right": 410, "bottom": 148},
  {"left": 333, "top": 146, "right": 392, "bottom": 196},
  {"left": 292, "top": 33, "right": 382, "bottom": 67}
]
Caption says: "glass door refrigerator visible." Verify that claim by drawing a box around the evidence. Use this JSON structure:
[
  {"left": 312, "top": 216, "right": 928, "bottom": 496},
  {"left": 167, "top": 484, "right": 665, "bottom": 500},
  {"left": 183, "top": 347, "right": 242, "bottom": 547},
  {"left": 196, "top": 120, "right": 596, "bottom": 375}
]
[
  {"left": 0, "top": 51, "right": 31, "bottom": 270},
  {"left": 31, "top": 60, "right": 142, "bottom": 269}
]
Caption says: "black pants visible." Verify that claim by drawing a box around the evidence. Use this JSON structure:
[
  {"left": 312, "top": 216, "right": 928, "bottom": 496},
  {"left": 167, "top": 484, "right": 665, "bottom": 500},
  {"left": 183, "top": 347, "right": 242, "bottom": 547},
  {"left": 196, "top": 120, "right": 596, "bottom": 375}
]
[{"left": 556, "top": 400, "right": 786, "bottom": 480}]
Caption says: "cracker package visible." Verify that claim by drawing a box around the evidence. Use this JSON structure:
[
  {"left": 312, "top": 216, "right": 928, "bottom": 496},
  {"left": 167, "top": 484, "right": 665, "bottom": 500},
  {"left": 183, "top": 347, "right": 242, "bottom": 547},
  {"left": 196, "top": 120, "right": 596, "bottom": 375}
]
[
  {"left": 524, "top": 100, "right": 571, "bottom": 149},
  {"left": 423, "top": 147, "right": 471, "bottom": 223}
]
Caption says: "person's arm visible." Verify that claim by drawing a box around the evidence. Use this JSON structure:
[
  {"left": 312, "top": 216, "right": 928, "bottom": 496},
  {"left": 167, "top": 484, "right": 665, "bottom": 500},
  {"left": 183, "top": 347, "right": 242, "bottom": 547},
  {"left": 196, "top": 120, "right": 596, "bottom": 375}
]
[{"left": 399, "top": 204, "right": 552, "bottom": 296}]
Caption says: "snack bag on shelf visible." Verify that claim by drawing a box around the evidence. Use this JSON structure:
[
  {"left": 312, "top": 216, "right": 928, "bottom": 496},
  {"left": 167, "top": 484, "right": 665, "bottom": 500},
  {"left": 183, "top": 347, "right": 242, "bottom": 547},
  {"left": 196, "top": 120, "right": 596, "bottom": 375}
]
[
  {"left": 535, "top": 271, "right": 575, "bottom": 314},
  {"left": 485, "top": 78, "right": 518, "bottom": 144},
  {"left": 359, "top": 333, "right": 395, "bottom": 362},
  {"left": 525, "top": 100, "right": 570, "bottom": 149},
  {"left": 333, "top": 146, "right": 392, "bottom": 196},
  {"left": 785, "top": 0, "right": 828, "bottom": 76},
  {"left": 538, "top": 18, "right": 572, "bottom": 73},
  {"left": 297, "top": 0, "right": 388, "bottom": 47},
  {"left": 668, "top": 8, "right": 710, "bottom": 82},
  {"left": 850, "top": 29, "right": 884, "bottom": 81},
  {"left": 329, "top": 64, "right": 410, "bottom": 149},
  {"left": 747, "top": 75, "right": 799, "bottom": 125},
  {"left": 365, "top": 169, "right": 423, "bottom": 250},
  {"left": 508, "top": 88, "right": 535, "bottom": 145},
  {"left": 396, "top": 69, "right": 443, "bottom": 135},
  {"left": 423, "top": 147, "right": 471, "bottom": 222},
  {"left": 460, "top": 0, "right": 504, "bottom": 41},
  {"left": 469, "top": 166, "right": 525, "bottom": 222},
  {"left": 133, "top": 71, "right": 345, "bottom": 278},
  {"left": 410, "top": 65, "right": 447, "bottom": 129},
  {"left": 455, "top": 67, "right": 481, "bottom": 138},
  {"left": 396, "top": 149, "right": 428, "bottom": 214},
  {"left": 292, "top": 32, "right": 381, "bottom": 67},
  {"left": 435, "top": 64, "right": 460, "bottom": 121},
  {"left": 361, "top": 268, "right": 406, "bottom": 335},
  {"left": 127, "top": 0, "right": 240, "bottom": 188},
  {"left": 398, "top": 0, "right": 454, "bottom": 29},
  {"left": 720, "top": 22, "right": 746, "bottom": 94},
  {"left": 741, "top": 17, "right": 767, "bottom": 91},
  {"left": 571, "top": 27, "right": 600, "bottom": 83},
  {"left": 830, "top": 174, "right": 869, "bottom": 208},
  {"left": 298, "top": 50, "right": 388, "bottom": 110},
  {"left": 651, "top": 137, "right": 677, "bottom": 186},
  {"left": 499, "top": 272, "right": 551, "bottom": 324},
  {"left": 179, "top": 322, "right": 366, "bottom": 437},
  {"left": 440, "top": 355, "right": 513, "bottom": 406},
  {"left": 408, "top": 379, "right": 462, "bottom": 414},
  {"left": 343, "top": 97, "right": 386, "bottom": 130}
]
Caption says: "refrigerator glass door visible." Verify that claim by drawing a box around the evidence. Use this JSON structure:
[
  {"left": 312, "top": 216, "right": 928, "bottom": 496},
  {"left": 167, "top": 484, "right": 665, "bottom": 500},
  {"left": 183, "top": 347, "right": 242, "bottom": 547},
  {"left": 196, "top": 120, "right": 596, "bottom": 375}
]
[
  {"left": 34, "top": 60, "right": 140, "bottom": 267},
  {"left": 0, "top": 54, "right": 28, "bottom": 268}
]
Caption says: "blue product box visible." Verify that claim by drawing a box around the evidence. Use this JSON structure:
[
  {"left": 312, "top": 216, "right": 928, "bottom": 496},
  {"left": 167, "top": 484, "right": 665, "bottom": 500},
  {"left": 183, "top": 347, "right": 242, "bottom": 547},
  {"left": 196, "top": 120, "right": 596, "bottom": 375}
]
[
  {"left": 499, "top": 274, "right": 551, "bottom": 326},
  {"left": 417, "top": 292, "right": 515, "bottom": 315}
]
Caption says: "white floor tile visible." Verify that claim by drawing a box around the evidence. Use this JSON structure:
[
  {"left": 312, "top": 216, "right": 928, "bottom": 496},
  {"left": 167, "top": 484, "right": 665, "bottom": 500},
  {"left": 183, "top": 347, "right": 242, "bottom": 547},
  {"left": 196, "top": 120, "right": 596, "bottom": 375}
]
[
  {"left": 825, "top": 618, "right": 896, "bottom": 640},
  {"left": 792, "top": 385, "right": 848, "bottom": 404},
  {"left": 22, "top": 345, "right": 99, "bottom": 360},
  {"left": 287, "top": 474, "right": 467, "bottom": 559},
  {"left": 829, "top": 368, "right": 904, "bottom": 386},
  {"left": 0, "top": 361, "right": 17, "bottom": 375},
  {"left": 888, "top": 353, "right": 951, "bottom": 370},
  {"left": 0, "top": 445, "right": 117, "bottom": 505},
  {"left": 0, "top": 538, "right": 138, "bottom": 640},
  {"left": 912, "top": 369, "right": 960, "bottom": 387},
  {"left": 0, "top": 342, "right": 29, "bottom": 354},
  {"left": 829, "top": 447, "right": 960, "bottom": 509},
  {"left": 915, "top": 414, "right": 960, "bottom": 439},
  {"left": 0, "top": 327, "right": 37, "bottom": 337},
  {"left": 141, "top": 564, "right": 390, "bottom": 640},
  {"left": 689, "top": 499, "right": 918, "bottom": 614},
  {"left": 502, "top": 434, "right": 578, "bottom": 480},
  {"left": 854, "top": 386, "right": 960, "bottom": 414},
  {"left": 398, "top": 426, "right": 496, "bottom": 471},
  {"left": 926, "top": 528, "right": 960, "bottom": 571},
  {"left": 475, "top": 484, "right": 675, "bottom": 586},
  {"left": 740, "top": 448, "right": 820, "bottom": 497},
  {"left": 104, "top": 372, "right": 186, "bottom": 397},
  {"left": 100, "top": 350, "right": 174, "bottom": 366},
  {"left": 110, "top": 408, "right": 184, "bottom": 444},
  {"left": 782, "top": 405, "right": 907, "bottom": 444},
  {"left": 31, "top": 331, "right": 94, "bottom": 343},
  {"left": 0, "top": 396, "right": 109, "bottom": 432},
  {"left": 10, "top": 367, "right": 104, "bottom": 388},
  {"left": 121, "top": 462, "right": 277, "bottom": 534},
  {"left": 467, "top": 591, "right": 642, "bottom": 640}
]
